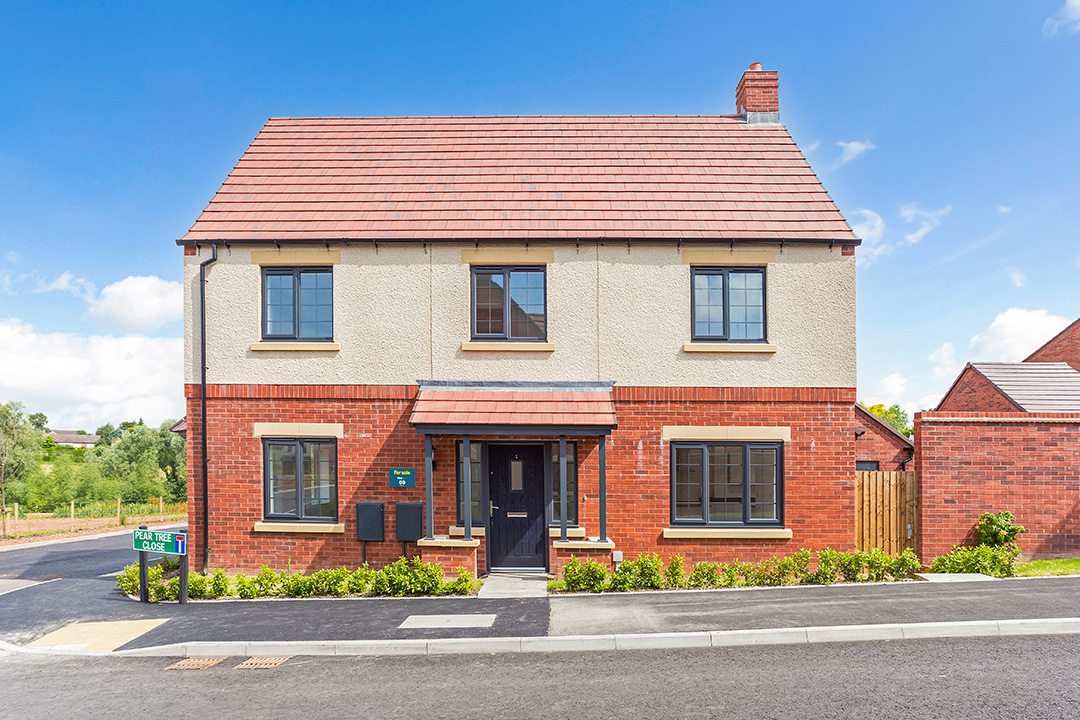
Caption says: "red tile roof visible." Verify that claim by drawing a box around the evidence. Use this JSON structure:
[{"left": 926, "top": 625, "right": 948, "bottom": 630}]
[
  {"left": 182, "top": 116, "right": 856, "bottom": 243},
  {"left": 410, "top": 388, "right": 616, "bottom": 429}
]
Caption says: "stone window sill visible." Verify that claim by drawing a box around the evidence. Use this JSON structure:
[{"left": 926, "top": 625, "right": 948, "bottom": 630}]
[
  {"left": 416, "top": 537, "right": 481, "bottom": 548},
  {"left": 253, "top": 522, "right": 345, "bottom": 534},
  {"left": 662, "top": 527, "right": 792, "bottom": 540},
  {"left": 552, "top": 539, "right": 615, "bottom": 550},
  {"left": 250, "top": 341, "right": 341, "bottom": 352},
  {"left": 461, "top": 341, "right": 555, "bottom": 352},
  {"left": 682, "top": 342, "right": 777, "bottom": 354}
]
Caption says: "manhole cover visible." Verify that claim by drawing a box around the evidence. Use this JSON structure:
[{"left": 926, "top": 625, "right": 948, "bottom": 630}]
[
  {"left": 164, "top": 658, "right": 225, "bottom": 670},
  {"left": 234, "top": 656, "right": 291, "bottom": 669}
]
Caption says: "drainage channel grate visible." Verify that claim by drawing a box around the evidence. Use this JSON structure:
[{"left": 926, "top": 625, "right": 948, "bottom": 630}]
[
  {"left": 164, "top": 658, "right": 226, "bottom": 671},
  {"left": 234, "top": 656, "right": 291, "bottom": 669}
]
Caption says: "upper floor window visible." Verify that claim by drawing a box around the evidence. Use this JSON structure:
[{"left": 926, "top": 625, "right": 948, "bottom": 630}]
[
  {"left": 691, "top": 267, "right": 765, "bottom": 342},
  {"left": 472, "top": 266, "right": 546, "bottom": 341},
  {"left": 262, "top": 267, "right": 333, "bottom": 341}
]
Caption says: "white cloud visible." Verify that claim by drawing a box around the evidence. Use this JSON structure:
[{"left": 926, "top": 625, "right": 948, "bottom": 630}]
[
  {"left": 87, "top": 275, "right": 183, "bottom": 332},
  {"left": 5, "top": 251, "right": 16, "bottom": 263},
  {"left": 0, "top": 318, "right": 183, "bottom": 429},
  {"left": 1006, "top": 268, "right": 1026, "bottom": 288},
  {"left": 879, "top": 373, "right": 908, "bottom": 403},
  {"left": 899, "top": 203, "right": 951, "bottom": 244},
  {"left": 850, "top": 209, "right": 889, "bottom": 265},
  {"left": 801, "top": 140, "right": 820, "bottom": 153},
  {"left": 36, "top": 271, "right": 96, "bottom": 301},
  {"left": 968, "top": 308, "right": 1070, "bottom": 361},
  {"left": 1044, "top": 0, "right": 1080, "bottom": 35},
  {"left": 997, "top": 205, "right": 1012, "bottom": 214},
  {"left": 835, "top": 140, "right": 875, "bottom": 166},
  {"left": 929, "top": 342, "right": 962, "bottom": 380}
]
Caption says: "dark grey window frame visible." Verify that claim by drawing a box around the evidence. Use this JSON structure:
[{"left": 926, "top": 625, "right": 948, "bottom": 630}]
[
  {"left": 545, "top": 440, "right": 578, "bottom": 527},
  {"left": 262, "top": 437, "right": 339, "bottom": 523},
  {"left": 856, "top": 460, "right": 880, "bottom": 472},
  {"left": 470, "top": 265, "right": 548, "bottom": 342},
  {"left": 669, "top": 441, "right": 784, "bottom": 527},
  {"left": 689, "top": 266, "right": 767, "bottom": 342},
  {"left": 261, "top": 266, "right": 334, "bottom": 341},
  {"left": 455, "top": 440, "right": 489, "bottom": 527}
]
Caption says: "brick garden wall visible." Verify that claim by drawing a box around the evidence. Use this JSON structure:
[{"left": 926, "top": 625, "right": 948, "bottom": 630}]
[
  {"left": 915, "top": 411, "right": 1080, "bottom": 561},
  {"left": 187, "top": 384, "right": 857, "bottom": 574}
]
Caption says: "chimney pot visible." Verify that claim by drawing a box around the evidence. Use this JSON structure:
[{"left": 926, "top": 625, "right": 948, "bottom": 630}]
[{"left": 749, "top": 62, "right": 762, "bottom": 71}]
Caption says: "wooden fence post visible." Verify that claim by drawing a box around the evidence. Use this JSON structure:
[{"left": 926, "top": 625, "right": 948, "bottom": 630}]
[
  {"left": 117, "top": 498, "right": 122, "bottom": 525},
  {"left": 159, "top": 496, "right": 164, "bottom": 521},
  {"left": 13, "top": 503, "right": 18, "bottom": 534},
  {"left": 70, "top": 500, "right": 75, "bottom": 531}
]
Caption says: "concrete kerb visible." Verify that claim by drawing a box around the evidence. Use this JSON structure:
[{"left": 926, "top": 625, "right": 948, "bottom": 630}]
[{"left": 99, "top": 617, "right": 1080, "bottom": 658}]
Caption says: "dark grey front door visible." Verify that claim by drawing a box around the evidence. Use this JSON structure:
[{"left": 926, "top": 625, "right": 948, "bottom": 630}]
[{"left": 487, "top": 444, "right": 546, "bottom": 569}]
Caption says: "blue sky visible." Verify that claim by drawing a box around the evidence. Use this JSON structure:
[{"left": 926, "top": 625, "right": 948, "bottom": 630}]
[{"left": 1, "top": 1, "right": 1078, "bottom": 428}]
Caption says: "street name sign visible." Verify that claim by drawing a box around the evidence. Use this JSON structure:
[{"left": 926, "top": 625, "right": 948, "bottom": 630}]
[{"left": 133, "top": 528, "right": 187, "bottom": 555}]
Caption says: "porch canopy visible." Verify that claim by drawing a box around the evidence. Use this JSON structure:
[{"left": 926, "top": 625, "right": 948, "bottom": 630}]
[{"left": 409, "top": 381, "right": 616, "bottom": 543}]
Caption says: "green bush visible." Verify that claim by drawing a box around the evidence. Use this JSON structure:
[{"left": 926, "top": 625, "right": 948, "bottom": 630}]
[
  {"left": 838, "top": 550, "right": 867, "bottom": 582},
  {"left": 687, "top": 561, "right": 720, "bottom": 588},
  {"left": 209, "top": 568, "right": 230, "bottom": 598},
  {"left": 349, "top": 566, "right": 375, "bottom": 594},
  {"left": 977, "top": 511, "right": 1026, "bottom": 547},
  {"left": 117, "top": 563, "right": 140, "bottom": 595},
  {"left": 664, "top": 555, "right": 687, "bottom": 589},
  {"left": 253, "top": 565, "right": 281, "bottom": 596},
  {"left": 562, "top": 557, "right": 609, "bottom": 592},
  {"left": 186, "top": 572, "right": 208, "bottom": 599},
  {"left": 929, "top": 544, "right": 1020, "bottom": 578},
  {"left": 864, "top": 548, "right": 892, "bottom": 583},
  {"left": 890, "top": 548, "right": 922, "bottom": 579},
  {"left": 281, "top": 571, "right": 314, "bottom": 598},
  {"left": 813, "top": 548, "right": 842, "bottom": 585},
  {"left": 440, "top": 567, "right": 480, "bottom": 595},
  {"left": 234, "top": 574, "right": 258, "bottom": 599}
]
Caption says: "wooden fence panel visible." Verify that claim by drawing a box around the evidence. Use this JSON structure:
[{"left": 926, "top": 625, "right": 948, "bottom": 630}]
[{"left": 855, "top": 471, "right": 919, "bottom": 555}]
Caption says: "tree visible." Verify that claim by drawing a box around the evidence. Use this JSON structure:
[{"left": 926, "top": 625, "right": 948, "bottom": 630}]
[
  {"left": 94, "top": 423, "right": 120, "bottom": 447},
  {"left": 864, "top": 403, "right": 913, "bottom": 438},
  {"left": 0, "top": 402, "right": 44, "bottom": 533},
  {"left": 28, "top": 412, "right": 48, "bottom": 432}
]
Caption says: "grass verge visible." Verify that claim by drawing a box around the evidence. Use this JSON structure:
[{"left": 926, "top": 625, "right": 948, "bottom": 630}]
[{"left": 1015, "top": 557, "right": 1080, "bottom": 577}]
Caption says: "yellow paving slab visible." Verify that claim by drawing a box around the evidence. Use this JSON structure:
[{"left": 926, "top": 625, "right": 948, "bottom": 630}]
[{"left": 27, "top": 619, "right": 168, "bottom": 652}]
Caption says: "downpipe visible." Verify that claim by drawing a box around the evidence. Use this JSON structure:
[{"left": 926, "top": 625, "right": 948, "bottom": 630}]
[{"left": 199, "top": 243, "right": 218, "bottom": 573}]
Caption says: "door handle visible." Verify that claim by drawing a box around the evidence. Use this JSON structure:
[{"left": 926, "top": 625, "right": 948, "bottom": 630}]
[{"left": 490, "top": 502, "right": 499, "bottom": 513}]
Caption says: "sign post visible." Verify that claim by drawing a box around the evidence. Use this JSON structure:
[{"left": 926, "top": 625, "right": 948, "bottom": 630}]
[{"left": 133, "top": 527, "right": 189, "bottom": 604}]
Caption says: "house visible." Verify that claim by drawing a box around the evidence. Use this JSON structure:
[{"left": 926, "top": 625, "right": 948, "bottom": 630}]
[
  {"left": 180, "top": 63, "right": 861, "bottom": 575},
  {"left": 853, "top": 404, "right": 913, "bottom": 472},
  {"left": 168, "top": 417, "right": 187, "bottom": 440},
  {"left": 1025, "top": 317, "right": 1080, "bottom": 371},
  {"left": 46, "top": 430, "right": 100, "bottom": 448},
  {"left": 916, "top": 321, "right": 1080, "bottom": 560}
]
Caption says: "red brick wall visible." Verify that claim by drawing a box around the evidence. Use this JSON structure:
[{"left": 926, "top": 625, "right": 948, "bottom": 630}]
[
  {"left": 854, "top": 408, "right": 912, "bottom": 471},
  {"left": 937, "top": 367, "right": 1022, "bottom": 412},
  {"left": 1026, "top": 318, "right": 1080, "bottom": 371},
  {"left": 915, "top": 411, "right": 1080, "bottom": 561},
  {"left": 186, "top": 384, "right": 856, "bottom": 573},
  {"left": 735, "top": 70, "right": 779, "bottom": 113}
]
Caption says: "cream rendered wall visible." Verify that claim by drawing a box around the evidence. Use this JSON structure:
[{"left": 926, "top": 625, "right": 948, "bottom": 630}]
[{"left": 183, "top": 242, "right": 855, "bottom": 388}]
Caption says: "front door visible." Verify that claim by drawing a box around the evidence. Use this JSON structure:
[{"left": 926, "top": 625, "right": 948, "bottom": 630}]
[{"left": 487, "top": 444, "right": 546, "bottom": 569}]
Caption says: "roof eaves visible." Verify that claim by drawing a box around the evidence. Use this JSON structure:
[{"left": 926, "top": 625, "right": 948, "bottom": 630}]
[{"left": 176, "top": 235, "right": 862, "bottom": 247}]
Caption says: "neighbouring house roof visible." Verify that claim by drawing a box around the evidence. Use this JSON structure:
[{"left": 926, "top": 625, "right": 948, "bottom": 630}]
[
  {"left": 1025, "top": 317, "right": 1080, "bottom": 370},
  {"left": 959, "top": 362, "right": 1080, "bottom": 412},
  {"left": 168, "top": 417, "right": 187, "bottom": 438},
  {"left": 47, "top": 430, "right": 99, "bottom": 445},
  {"left": 409, "top": 381, "right": 617, "bottom": 434},
  {"left": 180, "top": 116, "right": 858, "bottom": 244},
  {"left": 854, "top": 403, "right": 913, "bottom": 448}
]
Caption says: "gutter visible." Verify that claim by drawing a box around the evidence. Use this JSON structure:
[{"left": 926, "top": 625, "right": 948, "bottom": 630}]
[
  {"left": 199, "top": 243, "right": 218, "bottom": 573},
  {"left": 175, "top": 236, "right": 862, "bottom": 248}
]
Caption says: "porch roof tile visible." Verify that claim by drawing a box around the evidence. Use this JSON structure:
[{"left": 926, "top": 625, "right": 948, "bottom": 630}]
[{"left": 409, "top": 388, "right": 617, "bottom": 429}]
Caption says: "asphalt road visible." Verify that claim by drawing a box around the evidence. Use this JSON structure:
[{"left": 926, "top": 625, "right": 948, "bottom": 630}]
[{"left": 3, "top": 635, "right": 1079, "bottom": 719}]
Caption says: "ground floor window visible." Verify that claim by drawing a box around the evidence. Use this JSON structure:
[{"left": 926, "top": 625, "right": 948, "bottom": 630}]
[
  {"left": 856, "top": 460, "right": 880, "bottom": 471},
  {"left": 549, "top": 441, "right": 578, "bottom": 525},
  {"left": 671, "top": 442, "right": 782, "bottom": 526},
  {"left": 263, "top": 438, "right": 337, "bottom": 521},
  {"left": 456, "top": 441, "right": 484, "bottom": 525}
]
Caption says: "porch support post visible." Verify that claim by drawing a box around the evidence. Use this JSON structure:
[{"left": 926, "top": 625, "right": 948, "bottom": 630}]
[
  {"left": 559, "top": 434, "right": 568, "bottom": 542},
  {"left": 463, "top": 434, "right": 472, "bottom": 541},
  {"left": 424, "top": 434, "right": 434, "bottom": 540},
  {"left": 598, "top": 435, "right": 608, "bottom": 542}
]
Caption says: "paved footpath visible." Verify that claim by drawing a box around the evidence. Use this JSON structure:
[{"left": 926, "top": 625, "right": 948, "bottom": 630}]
[{"left": 2, "top": 530, "right": 1078, "bottom": 656}]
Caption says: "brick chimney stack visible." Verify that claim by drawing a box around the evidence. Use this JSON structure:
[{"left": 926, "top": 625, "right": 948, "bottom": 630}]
[{"left": 735, "top": 62, "right": 780, "bottom": 125}]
